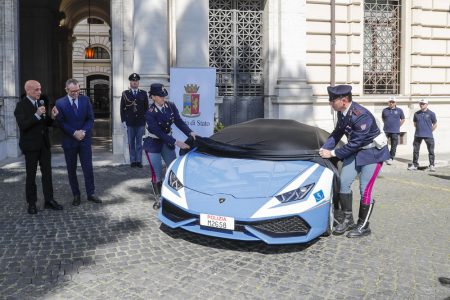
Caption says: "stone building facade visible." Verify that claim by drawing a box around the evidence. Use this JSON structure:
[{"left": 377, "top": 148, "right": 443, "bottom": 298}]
[{"left": 0, "top": 0, "right": 449, "bottom": 161}]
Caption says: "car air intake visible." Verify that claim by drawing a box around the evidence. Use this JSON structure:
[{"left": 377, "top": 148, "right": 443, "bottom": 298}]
[{"left": 251, "top": 216, "right": 310, "bottom": 237}]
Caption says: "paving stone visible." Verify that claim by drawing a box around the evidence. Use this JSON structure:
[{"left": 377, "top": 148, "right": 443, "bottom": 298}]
[{"left": 0, "top": 165, "right": 449, "bottom": 299}]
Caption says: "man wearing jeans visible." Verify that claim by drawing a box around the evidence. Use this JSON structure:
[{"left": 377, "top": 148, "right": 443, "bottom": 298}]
[
  {"left": 381, "top": 97, "right": 405, "bottom": 165},
  {"left": 408, "top": 99, "right": 437, "bottom": 171},
  {"left": 120, "top": 73, "right": 149, "bottom": 168}
]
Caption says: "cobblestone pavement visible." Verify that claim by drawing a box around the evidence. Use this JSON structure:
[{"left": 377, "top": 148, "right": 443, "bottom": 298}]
[{"left": 0, "top": 162, "right": 449, "bottom": 300}]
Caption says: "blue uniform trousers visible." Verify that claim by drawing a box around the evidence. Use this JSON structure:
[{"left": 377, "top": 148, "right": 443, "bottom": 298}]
[
  {"left": 339, "top": 154, "right": 382, "bottom": 205},
  {"left": 145, "top": 144, "right": 177, "bottom": 182},
  {"left": 63, "top": 143, "right": 95, "bottom": 197},
  {"left": 127, "top": 126, "right": 145, "bottom": 163}
]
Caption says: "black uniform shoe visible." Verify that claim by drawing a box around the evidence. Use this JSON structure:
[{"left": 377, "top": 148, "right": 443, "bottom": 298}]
[
  {"left": 136, "top": 162, "right": 143, "bottom": 168},
  {"left": 333, "top": 193, "right": 354, "bottom": 234},
  {"left": 45, "top": 199, "right": 63, "bottom": 210},
  {"left": 130, "top": 162, "right": 136, "bottom": 168},
  {"left": 347, "top": 222, "right": 371, "bottom": 238},
  {"left": 72, "top": 195, "right": 81, "bottom": 206},
  {"left": 347, "top": 202, "right": 374, "bottom": 238},
  {"left": 87, "top": 195, "right": 102, "bottom": 203},
  {"left": 28, "top": 203, "right": 38, "bottom": 214}
]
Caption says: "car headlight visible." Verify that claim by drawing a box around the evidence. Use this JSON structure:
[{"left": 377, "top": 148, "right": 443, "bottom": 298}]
[
  {"left": 168, "top": 170, "right": 183, "bottom": 191},
  {"left": 276, "top": 183, "right": 315, "bottom": 203}
]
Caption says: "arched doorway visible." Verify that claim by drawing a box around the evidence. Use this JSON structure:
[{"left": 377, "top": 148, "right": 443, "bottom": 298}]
[
  {"left": 18, "top": 0, "right": 112, "bottom": 152},
  {"left": 85, "top": 74, "right": 111, "bottom": 151}
]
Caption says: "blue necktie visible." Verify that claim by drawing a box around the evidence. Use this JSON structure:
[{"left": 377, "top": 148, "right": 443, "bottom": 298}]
[{"left": 72, "top": 99, "right": 77, "bottom": 114}]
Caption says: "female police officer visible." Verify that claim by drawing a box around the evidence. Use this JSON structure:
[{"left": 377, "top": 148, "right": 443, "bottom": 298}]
[
  {"left": 319, "top": 85, "right": 390, "bottom": 238},
  {"left": 143, "top": 83, "right": 196, "bottom": 207}
]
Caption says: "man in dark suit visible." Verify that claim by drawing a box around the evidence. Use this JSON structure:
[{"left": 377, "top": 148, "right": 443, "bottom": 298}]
[
  {"left": 120, "top": 73, "right": 149, "bottom": 168},
  {"left": 55, "top": 78, "right": 102, "bottom": 206},
  {"left": 14, "top": 80, "right": 63, "bottom": 214}
]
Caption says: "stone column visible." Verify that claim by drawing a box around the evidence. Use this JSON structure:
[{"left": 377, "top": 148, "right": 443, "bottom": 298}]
[
  {"left": 174, "top": 0, "right": 209, "bottom": 67},
  {"left": 0, "top": 0, "right": 20, "bottom": 159},
  {"left": 267, "top": 0, "right": 313, "bottom": 120},
  {"left": 133, "top": 0, "right": 170, "bottom": 88},
  {"left": 111, "top": 0, "right": 134, "bottom": 157}
]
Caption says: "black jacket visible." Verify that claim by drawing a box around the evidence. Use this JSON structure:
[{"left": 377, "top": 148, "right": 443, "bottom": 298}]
[{"left": 14, "top": 97, "right": 53, "bottom": 152}]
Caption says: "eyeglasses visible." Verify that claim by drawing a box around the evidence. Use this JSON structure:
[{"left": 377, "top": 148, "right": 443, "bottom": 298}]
[
  {"left": 68, "top": 89, "right": 80, "bottom": 93},
  {"left": 419, "top": 103, "right": 427, "bottom": 105}
]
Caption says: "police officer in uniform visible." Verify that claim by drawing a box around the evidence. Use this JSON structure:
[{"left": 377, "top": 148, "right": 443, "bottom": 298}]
[
  {"left": 319, "top": 85, "right": 390, "bottom": 238},
  {"left": 143, "top": 83, "right": 197, "bottom": 202},
  {"left": 120, "top": 73, "right": 149, "bottom": 168},
  {"left": 381, "top": 97, "right": 405, "bottom": 165}
]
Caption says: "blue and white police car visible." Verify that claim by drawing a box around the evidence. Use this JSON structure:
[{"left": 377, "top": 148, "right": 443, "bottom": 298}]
[{"left": 158, "top": 119, "right": 340, "bottom": 244}]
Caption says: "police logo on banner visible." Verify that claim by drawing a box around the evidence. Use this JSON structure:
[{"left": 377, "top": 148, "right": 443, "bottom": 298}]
[{"left": 182, "top": 84, "right": 200, "bottom": 117}]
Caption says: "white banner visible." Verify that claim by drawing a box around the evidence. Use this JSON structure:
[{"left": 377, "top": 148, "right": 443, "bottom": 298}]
[{"left": 170, "top": 68, "right": 216, "bottom": 148}]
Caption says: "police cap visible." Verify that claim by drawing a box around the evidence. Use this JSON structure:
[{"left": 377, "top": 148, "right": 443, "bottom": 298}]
[
  {"left": 149, "top": 83, "right": 168, "bottom": 97},
  {"left": 128, "top": 73, "right": 140, "bottom": 81},
  {"left": 327, "top": 85, "right": 352, "bottom": 101}
]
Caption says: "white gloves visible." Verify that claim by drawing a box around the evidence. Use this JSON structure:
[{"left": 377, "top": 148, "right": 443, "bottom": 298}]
[{"left": 122, "top": 122, "right": 127, "bottom": 129}]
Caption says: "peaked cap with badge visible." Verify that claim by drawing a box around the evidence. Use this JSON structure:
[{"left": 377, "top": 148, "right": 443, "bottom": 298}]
[
  {"left": 327, "top": 85, "right": 352, "bottom": 101},
  {"left": 149, "top": 83, "right": 168, "bottom": 97},
  {"left": 129, "top": 73, "right": 141, "bottom": 81}
]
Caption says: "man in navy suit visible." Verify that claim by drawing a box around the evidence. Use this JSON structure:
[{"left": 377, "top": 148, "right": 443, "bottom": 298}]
[
  {"left": 319, "top": 85, "right": 390, "bottom": 238},
  {"left": 14, "top": 80, "right": 63, "bottom": 214},
  {"left": 55, "top": 78, "right": 102, "bottom": 206},
  {"left": 120, "top": 73, "right": 149, "bottom": 168}
]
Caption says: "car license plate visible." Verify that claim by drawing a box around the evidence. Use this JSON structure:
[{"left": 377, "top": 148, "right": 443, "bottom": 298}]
[{"left": 200, "top": 214, "right": 235, "bottom": 230}]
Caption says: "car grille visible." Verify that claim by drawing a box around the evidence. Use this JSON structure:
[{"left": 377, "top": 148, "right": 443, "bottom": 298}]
[
  {"left": 161, "top": 200, "right": 310, "bottom": 237},
  {"left": 250, "top": 216, "right": 310, "bottom": 237}
]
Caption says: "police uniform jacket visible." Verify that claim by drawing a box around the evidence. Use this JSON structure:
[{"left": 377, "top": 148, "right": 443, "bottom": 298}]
[
  {"left": 322, "top": 101, "right": 390, "bottom": 166},
  {"left": 144, "top": 101, "right": 192, "bottom": 152},
  {"left": 120, "top": 89, "right": 149, "bottom": 127}
]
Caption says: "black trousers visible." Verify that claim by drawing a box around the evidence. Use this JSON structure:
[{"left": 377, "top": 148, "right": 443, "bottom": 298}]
[
  {"left": 412, "top": 137, "right": 435, "bottom": 167},
  {"left": 385, "top": 132, "right": 399, "bottom": 159},
  {"left": 24, "top": 147, "right": 54, "bottom": 204}
]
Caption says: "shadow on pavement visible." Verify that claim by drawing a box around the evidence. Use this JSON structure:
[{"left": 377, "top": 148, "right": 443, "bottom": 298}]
[
  {"left": 0, "top": 166, "right": 149, "bottom": 298},
  {"left": 429, "top": 174, "right": 450, "bottom": 180},
  {"left": 159, "top": 223, "right": 318, "bottom": 254}
]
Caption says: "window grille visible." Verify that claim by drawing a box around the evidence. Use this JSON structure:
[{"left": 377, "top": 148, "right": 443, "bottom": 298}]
[
  {"left": 209, "top": 0, "right": 263, "bottom": 97},
  {"left": 363, "top": 0, "right": 401, "bottom": 94},
  {"left": 90, "top": 47, "right": 110, "bottom": 59}
]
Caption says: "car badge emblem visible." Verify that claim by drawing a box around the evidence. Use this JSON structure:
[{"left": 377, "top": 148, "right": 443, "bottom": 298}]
[{"left": 219, "top": 197, "right": 225, "bottom": 204}]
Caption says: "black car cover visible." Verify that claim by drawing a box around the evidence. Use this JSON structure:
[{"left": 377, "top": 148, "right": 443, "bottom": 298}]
[{"left": 182, "top": 119, "right": 343, "bottom": 199}]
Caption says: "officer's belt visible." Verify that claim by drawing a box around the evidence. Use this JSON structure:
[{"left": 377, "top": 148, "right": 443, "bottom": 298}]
[
  {"left": 147, "top": 132, "right": 172, "bottom": 139},
  {"left": 361, "top": 142, "right": 376, "bottom": 150}
]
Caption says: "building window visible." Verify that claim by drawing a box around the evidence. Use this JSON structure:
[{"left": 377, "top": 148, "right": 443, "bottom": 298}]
[
  {"left": 363, "top": 0, "right": 401, "bottom": 94},
  {"left": 88, "top": 18, "right": 104, "bottom": 24},
  {"left": 90, "top": 47, "right": 110, "bottom": 59}
]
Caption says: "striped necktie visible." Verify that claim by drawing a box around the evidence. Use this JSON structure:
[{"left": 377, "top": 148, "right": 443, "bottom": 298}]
[{"left": 72, "top": 99, "right": 77, "bottom": 114}]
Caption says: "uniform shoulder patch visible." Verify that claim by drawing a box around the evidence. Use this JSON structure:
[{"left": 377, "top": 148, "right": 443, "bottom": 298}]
[{"left": 352, "top": 109, "right": 362, "bottom": 116}]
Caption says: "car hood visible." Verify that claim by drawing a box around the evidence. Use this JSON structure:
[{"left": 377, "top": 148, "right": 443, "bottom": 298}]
[{"left": 181, "top": 152, "right": 314, "bottom": 198}]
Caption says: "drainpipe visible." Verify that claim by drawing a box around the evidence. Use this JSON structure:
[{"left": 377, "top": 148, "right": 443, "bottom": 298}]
[
  {"left": 330, "top": 0, "right": 336, "bottom": 124},
  {"left": 330, "top": 0, "right": 336, "bottom": 86}
]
